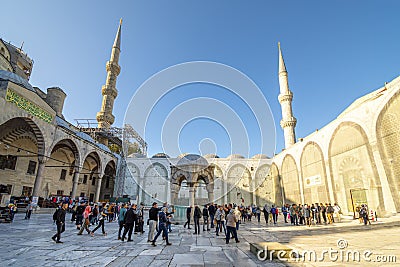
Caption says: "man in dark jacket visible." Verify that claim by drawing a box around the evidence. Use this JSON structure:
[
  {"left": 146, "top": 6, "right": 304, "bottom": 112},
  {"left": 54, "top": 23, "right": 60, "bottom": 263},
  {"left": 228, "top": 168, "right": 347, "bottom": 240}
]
[
  {"left": 75, "top": 202, "right": 85, "bottom": 230},
  {"left": 148, "top": 202, "right": 159, "bottom": 242},
  {"left": 121, "top": 204, "right": 137, "bottom": 242},
  {"left": 184, "top": 206, "right": 192, "bottom": 229},
  {"left": 208, "top": 203, "right": 216, "bottom": 228},
  {"left": 193, "top": 205, "right": 202, "bottom": 234},
  {"left": 52, "top": 203, "right": 67, "bottom": 243},
  {"left": 151, "top": 207, "right": 172, "bottom": 246},
  {"left": 202, "top": 205, "right": 210, "bottom": 231}
]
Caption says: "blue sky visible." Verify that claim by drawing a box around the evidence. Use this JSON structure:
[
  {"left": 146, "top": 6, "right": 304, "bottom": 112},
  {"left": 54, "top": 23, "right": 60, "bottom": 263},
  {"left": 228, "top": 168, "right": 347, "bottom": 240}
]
[{"left": 1, "top": 1, "right": 400, "bottom": 157}]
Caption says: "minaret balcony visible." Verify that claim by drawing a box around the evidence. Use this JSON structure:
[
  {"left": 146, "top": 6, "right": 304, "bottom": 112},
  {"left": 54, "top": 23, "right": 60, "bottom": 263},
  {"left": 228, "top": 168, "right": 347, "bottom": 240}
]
[
  {"left": 280, "top": 118, "right": 297, "bottom": 128},
  {"left": 278, "top": 92, "right": 293, "bottom": 103},
  {"left": 101, "top": 85, "right": 118, "bottom": 98},
  {"left": 106, "top": 61, "right": 121, "bottom": 75}
]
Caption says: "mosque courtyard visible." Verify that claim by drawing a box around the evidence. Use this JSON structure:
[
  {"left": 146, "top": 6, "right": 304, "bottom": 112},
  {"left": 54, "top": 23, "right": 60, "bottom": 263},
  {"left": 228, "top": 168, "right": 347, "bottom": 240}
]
[{"left": 0, "top": 211, "right": 398, "bottom": 266}]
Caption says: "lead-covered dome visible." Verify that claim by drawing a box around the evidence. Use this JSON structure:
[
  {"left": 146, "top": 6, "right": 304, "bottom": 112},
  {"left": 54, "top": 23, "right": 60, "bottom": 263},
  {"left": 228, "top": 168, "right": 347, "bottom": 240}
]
[
  {"left": 152, "top": 153, "right": 170, "bottom": 158},
  {"left": 176, "top": 154, "right": 208, "bottom": 168}
]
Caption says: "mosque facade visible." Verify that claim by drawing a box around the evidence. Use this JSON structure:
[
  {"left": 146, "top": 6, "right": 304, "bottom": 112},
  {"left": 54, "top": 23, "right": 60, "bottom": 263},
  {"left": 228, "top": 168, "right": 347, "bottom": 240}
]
[{"left": 1, "top": 21, "right": 399, "bottom": 217}]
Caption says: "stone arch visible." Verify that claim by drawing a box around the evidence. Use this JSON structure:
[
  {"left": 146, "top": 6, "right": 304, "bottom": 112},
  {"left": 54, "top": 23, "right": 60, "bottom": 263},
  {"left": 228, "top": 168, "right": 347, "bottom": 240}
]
[
  {"left": 42, "top": 138, "right": 81, "bottom": 197},
  {"left": 256, "top": 164, "right": 277, "bottom": 206},
  {"left": 142, "top": 163, "right": 169, "bottom": 204},
  {"left": 376, "top": 90, "right": 400, "bottom": 211},
  {"left": 281, "top": 154, "right": 301, "bottom": 204},
  {"left": 100, "top": 160, "right": 116, "bottom": 200},
  {"left": 300, "top": 141, "right": 329, "bottom": 204},
  {"left": 0, "top": 117, "right": 46, "bottom": 197},
  {"left": 227, "top": 164, "right": 252, "bottom": 205},
  {"left": 328, "top": 121, "right": 383, "bottom": 214},
  {"left": 209, "top": 163, "right": 224, "bottom": 203},
  {"left": 127, "top": 163, "right": 140, "bottom": 179},
  {"left": 79, "top": 151, "right": 102, "bottom": 200},
  {"left": 0, "top": 117, "right": 45, "bottom": 157},
  {"left": 49, "top": 139, "right": 80, "bottom": 166},
  {"left": 82, "top": 150, "right": 102, "bottom": 175}
]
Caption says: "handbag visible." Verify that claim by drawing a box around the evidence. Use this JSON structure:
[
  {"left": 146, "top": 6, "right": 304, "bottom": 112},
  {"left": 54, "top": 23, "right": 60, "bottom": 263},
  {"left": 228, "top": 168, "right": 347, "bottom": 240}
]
[{"left": 147, "top": 218, "right": 150, "bottom": 225}]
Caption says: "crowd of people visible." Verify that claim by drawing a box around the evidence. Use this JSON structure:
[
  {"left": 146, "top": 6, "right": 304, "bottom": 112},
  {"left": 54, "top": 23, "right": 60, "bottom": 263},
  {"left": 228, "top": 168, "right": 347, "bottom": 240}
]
[{"left": 50, "top": 199, "right": 374, "bottom": 244}]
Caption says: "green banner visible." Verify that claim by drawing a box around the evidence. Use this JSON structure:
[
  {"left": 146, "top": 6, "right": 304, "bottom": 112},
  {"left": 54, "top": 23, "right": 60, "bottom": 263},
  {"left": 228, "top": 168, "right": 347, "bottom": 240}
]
[{"left": 6, "top": 89, "right": 53, "bottom": 123}]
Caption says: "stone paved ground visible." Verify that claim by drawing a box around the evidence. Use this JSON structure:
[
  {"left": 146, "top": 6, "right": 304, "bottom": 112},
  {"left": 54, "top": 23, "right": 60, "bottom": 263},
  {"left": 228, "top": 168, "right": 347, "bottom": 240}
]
[{"left": 0, "top": 212, "right": 399, "bottom": 266}]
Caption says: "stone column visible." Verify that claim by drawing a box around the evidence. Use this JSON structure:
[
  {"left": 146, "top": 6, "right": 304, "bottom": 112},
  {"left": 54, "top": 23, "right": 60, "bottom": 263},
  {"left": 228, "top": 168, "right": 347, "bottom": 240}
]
[
  {"left": 223, "top": 179, "right": 228, "bottom": 204},
  {"left": 170, "top": 183, "right": 179, "bottom": 205},
  {"left": 189, "top": 186, "right": 195, "bottom": 207},
  {"left": 207, "top": 183, "right": 214, "bottom": 203},
  {"left": 71, "top": 167, "right": 80, "bottom": 200},
  {"left": 95, "top": 176, "right": 103, "bottom": 202},
  {"left": 251, "top": 175, "right": 257, "bottom": 205},
  {"left": 32, "top": 157, "right": 47, "bottom": 197}
]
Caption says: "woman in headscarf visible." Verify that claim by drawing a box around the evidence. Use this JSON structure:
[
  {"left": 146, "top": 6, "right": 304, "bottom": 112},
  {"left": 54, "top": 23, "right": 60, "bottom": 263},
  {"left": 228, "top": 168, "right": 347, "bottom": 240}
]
[{"left": 77, "top": 205, "right": 92, "bottom": 235}]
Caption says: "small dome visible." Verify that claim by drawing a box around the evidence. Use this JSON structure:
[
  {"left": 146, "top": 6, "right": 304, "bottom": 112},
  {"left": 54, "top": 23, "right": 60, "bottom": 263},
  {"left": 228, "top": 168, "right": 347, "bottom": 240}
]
[
  {"left": 177, "top": 153, "right": 190, "bottom": 159},
  {"left": 203, "top": 154, "right": 219, "bottom": 159},
  {"left": 176, "top": 154, "right": 208, "bottom": 167},
  {"left": 251, "top": 154, "right": 269, "bottom": 159},
  {"left": 227, "top": 154, "right": 245, "bottom": 159},
  {"left": 128, "top": 153, "right": 146, "bottom": 158},
  {"left": 152, "top": 153, "right": 170, "bottom": 158}
]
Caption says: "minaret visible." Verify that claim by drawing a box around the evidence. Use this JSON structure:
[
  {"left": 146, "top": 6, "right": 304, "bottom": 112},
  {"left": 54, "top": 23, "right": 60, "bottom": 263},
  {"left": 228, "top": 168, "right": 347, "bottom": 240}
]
[
  {"left": 96, "top": 19, "right": 122, "bottom": 134},
  {"left": 278, "top": 42, "right": 297, "bottom": 148}
]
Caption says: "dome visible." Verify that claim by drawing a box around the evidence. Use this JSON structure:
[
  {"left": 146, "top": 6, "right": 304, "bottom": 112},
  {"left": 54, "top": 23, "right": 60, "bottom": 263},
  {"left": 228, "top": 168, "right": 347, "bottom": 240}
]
[
  {"left": 128, "top": 153, "right": 146, "bottom": 158},
  {"left": 203, "top": 154, "right": 220, "bottom": 159},
  {"left": 227, "top": 154, "right": 245, "bottom": 159},
  {"left": 176, "top": 154, "right": 208, "bottom": 167},
  {"left": 251, "top": 154, "right": 269, "bottom": 159},
  {"left": 177, "top": 153, "right": 190, "bottom": 159},
  {"left": 0, "top": 70, "right": 35, "bottom": 92},
  {"left": 152, "top": 153, "right": 170, "bottom": 158}
]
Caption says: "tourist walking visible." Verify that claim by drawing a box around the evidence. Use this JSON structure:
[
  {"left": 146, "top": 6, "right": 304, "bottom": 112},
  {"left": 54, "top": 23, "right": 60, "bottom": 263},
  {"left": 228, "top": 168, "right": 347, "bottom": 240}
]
[
  {"left": 121, "top": 204, "right": 137, "bottom": 242},
  {"left": 90, "top": 204, "right": 107, "bottom": 236},
  {"left": 25, "top": 200, "right": 34, "bottom": 219},
  {"left": 360, "top": 204, "right": 371, "bottom": 225},
  {"left": 226, "top": 204, "right": 240, "bottom": 244},
  {"left": 151, "top": 207, "right": 172, "bottom": 246},
  {"left": 184, "top": 206, "right": 192, "bottom": 229},
  {"left": 193, "top": 205, "right": 202, "bottom": 234},
  {"left": 75, "top": 202, "right": 85, "bottom": 230},
  {"left": 270, "top": 205, "right": 278, "bottom": 224},
  {"left": 77, "top": 206, "right": 92, "bottom": 235},
  {"left": 282, "top": 204, "right": 288, "bottom": 223},
  {"left": 255, "top": 206, "right": 261, "bottom": 223},
  {"left": 52, "top": 203, "right": 67, "bottom": 243},
  {"left": 215, "top": 205, "right": 226, "bottom": 236},
  {"left": 208, "top": 203, "right": 216, "bottom": 228},
  {"left": 262, "top": 204, "right": 269, "bottom": 225},
  {"left": 148, "top": 202, "right": 159, "bottom": 242},
  {"left": 321, "top": 203, "right": 327, "bottom": 224},
  {"left": 202, "top": 205, "right": 210, "bottom": 231},
  {"left": 118, "top": 204, "right": 127, "bottom": 239},
  {"left": 327, "top": 203, "right": 334, "bottom": 224}
]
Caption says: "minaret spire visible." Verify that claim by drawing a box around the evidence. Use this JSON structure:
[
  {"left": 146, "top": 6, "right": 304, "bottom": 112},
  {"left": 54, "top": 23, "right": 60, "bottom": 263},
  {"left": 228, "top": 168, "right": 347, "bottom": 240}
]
[
  {"left": 277, "top": 42, "right": 297, "bottom": 148},
  {"left": 96, "top": 19, "right": 122, "bottom": 140}
]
